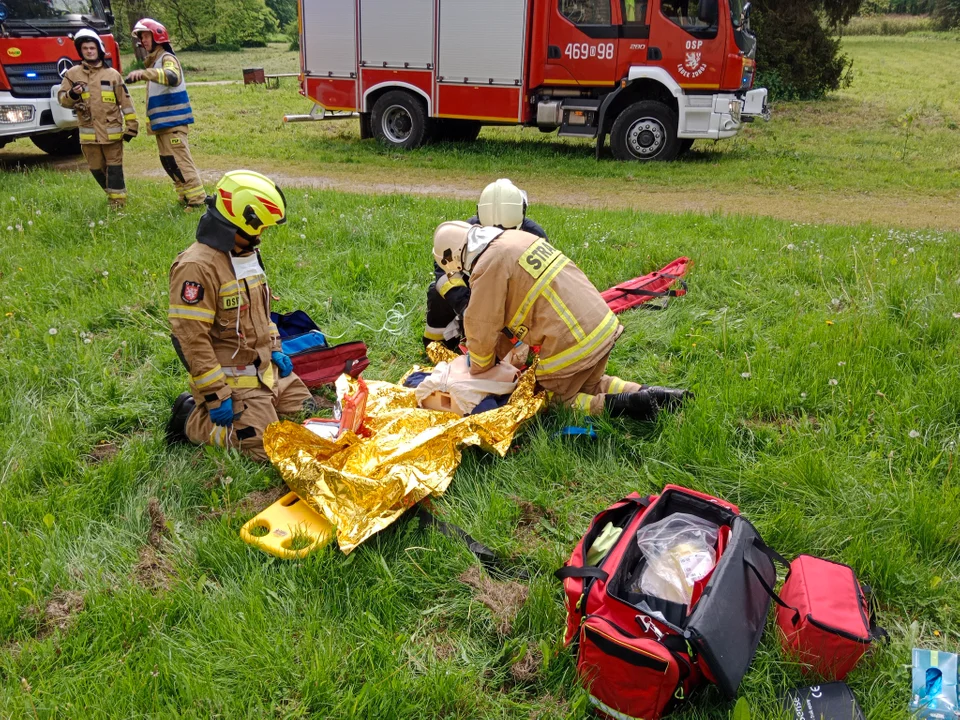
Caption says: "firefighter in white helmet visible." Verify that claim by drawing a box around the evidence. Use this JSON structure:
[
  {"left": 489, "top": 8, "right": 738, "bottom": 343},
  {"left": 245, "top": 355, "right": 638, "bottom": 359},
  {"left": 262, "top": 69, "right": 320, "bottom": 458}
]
[
  {"left": 432, "top": 222, "right": 691, "bottom": 421},
  {"left": 424, "top": 179, "right": 547, "bottom": 350},
  {"left": 57, "top": 29, "right": 138, "bottom": 208}
]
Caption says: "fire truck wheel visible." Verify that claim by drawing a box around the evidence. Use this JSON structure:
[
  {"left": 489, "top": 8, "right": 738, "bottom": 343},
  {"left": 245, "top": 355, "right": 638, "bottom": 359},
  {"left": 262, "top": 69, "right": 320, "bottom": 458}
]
[
  {"left": 371, "top": 91, "right": 429, "bottom": 150},
  {"left": 30, "top": 129, "right": 81, "bottom": 157},
  {"left": 610, "top": 101, "right": 680, "bottom": 162}
]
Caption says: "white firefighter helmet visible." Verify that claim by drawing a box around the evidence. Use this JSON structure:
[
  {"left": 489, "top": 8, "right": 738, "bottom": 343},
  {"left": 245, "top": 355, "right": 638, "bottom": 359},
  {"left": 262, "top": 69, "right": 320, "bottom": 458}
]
[
  {"left": 433, "top": 222, "right": 503, "bottom": 276},
  {"left": 73, "top": 28, "right": 105, "bottom": 59},
  {"left": 433, "top": 221, "right": 471, "bottom": 274},
  {"left": 477, "top": 178, "right": 528, "bottom": 229}
]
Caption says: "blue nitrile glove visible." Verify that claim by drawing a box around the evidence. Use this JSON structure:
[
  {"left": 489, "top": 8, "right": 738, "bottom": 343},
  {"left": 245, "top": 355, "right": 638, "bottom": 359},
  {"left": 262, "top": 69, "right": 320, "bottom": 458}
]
[
  {"left": 209, "top": 397, "right": 234, "bottom": 427},
  {"left": 272, "top": 351, "right": 293, "bottom": 378}
]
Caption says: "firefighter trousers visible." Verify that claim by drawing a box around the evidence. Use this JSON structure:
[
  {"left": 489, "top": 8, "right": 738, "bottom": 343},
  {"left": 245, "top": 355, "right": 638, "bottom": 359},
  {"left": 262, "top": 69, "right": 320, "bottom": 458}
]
[
  {"left": 155, "top": 128, "right": 205, "bottom": 206},
  {"left": 423, "top": 280, "right": 460, "bottom": 350},
  {"left": 81, "top": 141, "right": 126, "bottom": 207},
  {"left": 538, "top": 346, "right": 642, "bottom": 415},
  {"left": 185, "top": 371, "right": 313, "bottom": 462}
]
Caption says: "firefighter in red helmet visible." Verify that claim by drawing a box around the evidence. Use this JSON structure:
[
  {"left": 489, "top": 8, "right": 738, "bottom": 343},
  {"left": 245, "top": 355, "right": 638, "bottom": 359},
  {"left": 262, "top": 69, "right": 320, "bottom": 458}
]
[{"left": 125, "top": 19, "right": 206, "bottom": 209}]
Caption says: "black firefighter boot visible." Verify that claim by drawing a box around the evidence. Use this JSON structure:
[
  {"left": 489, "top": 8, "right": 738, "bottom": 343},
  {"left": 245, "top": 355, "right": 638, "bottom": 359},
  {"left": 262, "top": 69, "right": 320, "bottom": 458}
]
[
  {"left": 165, "top": 392, "right": 196, "bottom": 445},
  {"left": 604, "top": 387, "right": 693, "bottom": 422}
]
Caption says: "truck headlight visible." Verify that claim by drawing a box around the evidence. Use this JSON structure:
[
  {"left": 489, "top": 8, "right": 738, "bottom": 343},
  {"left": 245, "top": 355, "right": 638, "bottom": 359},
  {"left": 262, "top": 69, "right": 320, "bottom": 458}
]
[{"left": 0, "top": 105, "right": 35, "bottom": 124}]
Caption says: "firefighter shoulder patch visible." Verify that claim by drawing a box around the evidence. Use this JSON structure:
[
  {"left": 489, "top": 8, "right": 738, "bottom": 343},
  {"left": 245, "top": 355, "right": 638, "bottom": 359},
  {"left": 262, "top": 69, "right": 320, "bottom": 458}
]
[{"left": 181, "top": 281, "right": 204, "bottom": 304}]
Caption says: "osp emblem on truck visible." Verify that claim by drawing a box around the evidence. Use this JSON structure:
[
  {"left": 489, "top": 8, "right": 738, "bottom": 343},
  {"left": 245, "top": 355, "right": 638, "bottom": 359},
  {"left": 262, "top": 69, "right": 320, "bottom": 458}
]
[{"left": 57, "top": 58, "right": 74, "bottom": 78}]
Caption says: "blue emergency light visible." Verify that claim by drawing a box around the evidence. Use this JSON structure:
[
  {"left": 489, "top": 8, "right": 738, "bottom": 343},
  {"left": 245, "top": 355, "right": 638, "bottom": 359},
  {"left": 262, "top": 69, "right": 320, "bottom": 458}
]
[
  {"left": 25, "top": 72, "right": 38, "bottom": 79},
  {"left": 0, "top": 3, "right": 8, "bottom": 22}
]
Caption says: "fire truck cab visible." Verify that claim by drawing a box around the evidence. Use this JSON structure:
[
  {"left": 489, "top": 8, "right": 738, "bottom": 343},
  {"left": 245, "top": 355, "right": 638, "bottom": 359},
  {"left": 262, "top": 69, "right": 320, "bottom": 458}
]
[
  {"left": 296, "top": 0, "right": 768, "bottom": 160},
  {"left": 0, "top": 0, "right": 121, "bottom": 156}
]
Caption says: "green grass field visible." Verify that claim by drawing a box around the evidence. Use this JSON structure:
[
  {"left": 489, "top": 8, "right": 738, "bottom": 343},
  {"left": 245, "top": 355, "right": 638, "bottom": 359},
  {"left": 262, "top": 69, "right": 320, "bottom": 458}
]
[{"left": 1, "top": 28, "right": 960, "bottom": 720}]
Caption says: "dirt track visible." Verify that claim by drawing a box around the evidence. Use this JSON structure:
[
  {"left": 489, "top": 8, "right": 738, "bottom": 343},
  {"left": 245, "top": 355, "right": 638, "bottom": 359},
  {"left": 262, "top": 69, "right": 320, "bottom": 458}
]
[{"left": 4, "top": 151, "right": 959, "bottom": 230}]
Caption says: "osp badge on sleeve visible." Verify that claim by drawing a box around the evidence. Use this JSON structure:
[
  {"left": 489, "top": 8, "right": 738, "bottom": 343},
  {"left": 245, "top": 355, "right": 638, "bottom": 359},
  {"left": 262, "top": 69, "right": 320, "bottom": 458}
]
[{"left": 181, "top": 281, "right": 204, "bottom": 304}]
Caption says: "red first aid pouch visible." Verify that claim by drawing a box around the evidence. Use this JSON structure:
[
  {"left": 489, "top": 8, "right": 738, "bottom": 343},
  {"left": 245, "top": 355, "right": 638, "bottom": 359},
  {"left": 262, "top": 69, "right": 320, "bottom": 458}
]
[
  {"left": 771, "top": 555, "right": 887, "bottom": 680},
  {"left": 556, "top": 485, "right": 782, "bottom": 719}
]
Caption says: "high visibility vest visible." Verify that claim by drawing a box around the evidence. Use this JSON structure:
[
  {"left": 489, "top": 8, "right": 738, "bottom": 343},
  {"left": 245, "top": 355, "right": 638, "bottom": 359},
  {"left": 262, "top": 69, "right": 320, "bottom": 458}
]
[{"left": 146, "top": 52, "right": 194, "bottom": 132}]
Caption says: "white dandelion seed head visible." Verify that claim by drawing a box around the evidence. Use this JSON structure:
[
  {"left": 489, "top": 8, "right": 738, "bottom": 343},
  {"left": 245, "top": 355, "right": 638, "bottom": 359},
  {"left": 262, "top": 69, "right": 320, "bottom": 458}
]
[
  {"left": 838, "top": 361, "right": 846, "bottom": 366},
  {"left": 300, "top": 234, "right": 306, "bottom": 240},
  {"left": 829, "top": 378, "right": 838, "bottom": 386},
  {"left": 800, "top": 392, "right": 807, "bottom": 398},
  {"left": 741, "top": 372, "right": 751, "bottom": 379},
  {"left": 5, "top": 226, "right": 11, "bottom": 232},
  {"left": 83, "top": 338, "right": 91, "bottom": 344},
  {"left": 98, "top": 220, "right": 104, "bottom": 226},
  {"left": 89, "top": 222, "right": 95, "bottom": 228},
  {"left": 48, "top": 327, "right": 58, "bottom": 335},
  {"left": 27, "top": 221, "right": 32, "bottom": 226},
  {"left": 909, "top": 430, "right": 920, "bottom": 439},
  {"left": 786, "top": 244, "right": 796, "bottom": 251},
  {"left": 102, "top": 271, "right": 109, "bottom": 277},
  {"left": 35, "top": 210, "right": 41, "bottom": 216}
]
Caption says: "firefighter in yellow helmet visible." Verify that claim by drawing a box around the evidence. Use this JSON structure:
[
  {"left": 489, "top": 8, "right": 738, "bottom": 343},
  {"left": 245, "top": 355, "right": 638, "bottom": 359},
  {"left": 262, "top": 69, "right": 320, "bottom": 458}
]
[
  {"left": 433, "top": 221, "right": 691, "bottom": 421},
  {"left": 424, "top": 179, "right": 547, "bottom": 350},
  {"left": 166, "top": 170, "right": 315, "bottom": 462}
]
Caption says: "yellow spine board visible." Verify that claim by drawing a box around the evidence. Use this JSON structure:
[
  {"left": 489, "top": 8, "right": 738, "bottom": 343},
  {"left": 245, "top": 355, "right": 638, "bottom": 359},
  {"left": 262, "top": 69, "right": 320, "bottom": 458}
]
[{"left": 239, "top": 491, "right": 335, "bottom": 559}]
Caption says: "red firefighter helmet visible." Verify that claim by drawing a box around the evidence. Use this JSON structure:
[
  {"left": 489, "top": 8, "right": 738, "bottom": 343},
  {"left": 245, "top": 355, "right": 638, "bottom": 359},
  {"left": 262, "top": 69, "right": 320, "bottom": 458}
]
[{"left": 132, "top": 18, "right": 170, "bottom": 44}]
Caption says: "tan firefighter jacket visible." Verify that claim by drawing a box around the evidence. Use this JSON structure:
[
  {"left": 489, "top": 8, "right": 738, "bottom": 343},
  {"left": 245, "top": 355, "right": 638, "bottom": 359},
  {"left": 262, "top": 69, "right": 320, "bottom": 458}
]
[
  {"left": 463, "top": 229, "right": 622, "bottom": 379},
  {"left": 57, "top": 61, "right": 137, "bottom": 144},
  {"left": 168, "top": 232, "right": 282, "bottom": 409}
]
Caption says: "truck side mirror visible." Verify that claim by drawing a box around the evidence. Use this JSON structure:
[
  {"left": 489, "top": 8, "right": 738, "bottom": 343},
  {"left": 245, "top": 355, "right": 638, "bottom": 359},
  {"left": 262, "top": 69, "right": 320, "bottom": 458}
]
[{"left": 741, "top": 1, "right": 752, "bottom": 25}]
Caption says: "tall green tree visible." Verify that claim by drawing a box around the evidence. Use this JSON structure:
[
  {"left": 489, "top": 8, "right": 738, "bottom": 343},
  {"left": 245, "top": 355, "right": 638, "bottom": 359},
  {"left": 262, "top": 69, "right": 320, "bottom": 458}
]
[{"left": 753, "top": 0, "right": 863, "bottom": 100}]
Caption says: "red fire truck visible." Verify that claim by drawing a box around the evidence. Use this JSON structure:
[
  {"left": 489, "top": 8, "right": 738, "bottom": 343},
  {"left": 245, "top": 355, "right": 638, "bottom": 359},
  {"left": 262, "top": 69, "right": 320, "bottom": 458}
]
[
  {"left": 0, "top": 0, "right": 121, "bottom": 156},
  {"left": 292, "top": 0, "right": 768, "bottom": 160}
]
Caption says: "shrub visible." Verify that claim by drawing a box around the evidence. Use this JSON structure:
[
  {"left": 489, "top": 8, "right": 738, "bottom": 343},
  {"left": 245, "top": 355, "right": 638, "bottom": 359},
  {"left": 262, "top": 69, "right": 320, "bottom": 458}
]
[
  {"left": 933, "top": 0, "right": 960, "bottom": 27},
  {"left": 754, "top": 0, "right": 860, "bottom": 101},
  {"left": 844, "top": 13, "right": 935, "bottom": 32}
]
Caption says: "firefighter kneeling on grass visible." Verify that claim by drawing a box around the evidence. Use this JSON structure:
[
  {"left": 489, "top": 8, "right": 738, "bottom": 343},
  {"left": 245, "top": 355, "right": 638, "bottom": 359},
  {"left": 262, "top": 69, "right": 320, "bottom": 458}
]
[
  {"left": 125, "top": 18, "right": 206, "bottom": 209},
  {"left": 424, "top": 178, "right": 547, "bottom": 350},
  {"left": 57, "top": 29, "right": 138, "bottom": 208},
  {"left": 433, "top": 222, "right": 691, "bottom": 420},
  {"left": 165, "top": 171, "right": 315, "bottom": 461}
]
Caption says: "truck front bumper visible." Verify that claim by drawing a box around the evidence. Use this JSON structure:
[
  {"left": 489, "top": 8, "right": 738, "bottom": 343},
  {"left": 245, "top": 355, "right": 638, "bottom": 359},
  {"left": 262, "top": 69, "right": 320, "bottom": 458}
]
[
  {"left": 677, "top": 87, "right": 770, "bottom": 140},
  {"left": 0, "top": 87, "right": 77, "bottom": 142}
]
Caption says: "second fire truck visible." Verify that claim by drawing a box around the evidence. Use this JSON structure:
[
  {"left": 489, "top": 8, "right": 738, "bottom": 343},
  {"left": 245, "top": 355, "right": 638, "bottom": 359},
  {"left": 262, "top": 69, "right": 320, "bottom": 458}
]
[{"left": 293, "top": 0, "right": 769, "bottom": 161}]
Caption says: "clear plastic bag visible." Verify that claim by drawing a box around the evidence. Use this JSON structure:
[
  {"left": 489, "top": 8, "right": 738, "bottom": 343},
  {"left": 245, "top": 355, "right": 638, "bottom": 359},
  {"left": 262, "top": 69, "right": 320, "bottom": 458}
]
[{"left": 631, "top": 513, "right": 719, "bottom": 606}]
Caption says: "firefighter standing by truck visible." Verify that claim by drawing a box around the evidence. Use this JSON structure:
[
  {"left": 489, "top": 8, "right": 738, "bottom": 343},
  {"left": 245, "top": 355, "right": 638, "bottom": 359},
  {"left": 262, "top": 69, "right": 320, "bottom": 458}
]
[
  {"left": 424, "top": 179, "right": 547, "bottom": 350},
  {"left": 125, "top": 18, "right": 206, "bottom": 209},
  {"left": 57, "top": 29, "right": 138, "bottom": 209},
  {"left": 165, "top": 170, "right": 315, "bottom": 462},
  {"left": 433, "top": 221, "right": 691, "bottom": 421}
]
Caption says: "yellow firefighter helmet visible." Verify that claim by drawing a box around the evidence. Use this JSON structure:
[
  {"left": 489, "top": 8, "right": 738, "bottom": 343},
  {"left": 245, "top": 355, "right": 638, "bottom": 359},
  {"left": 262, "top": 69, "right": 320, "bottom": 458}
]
[{"left": 213, "top": 170, "right": 287, "bottom": 237}]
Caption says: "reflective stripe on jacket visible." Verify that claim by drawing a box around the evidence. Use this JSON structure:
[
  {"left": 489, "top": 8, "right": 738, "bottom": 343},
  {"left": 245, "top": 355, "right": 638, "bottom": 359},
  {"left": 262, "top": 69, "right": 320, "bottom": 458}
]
[
  {"left": 463, "top": 230, "right": 621, "bottom": 378},
  {"left": 145, "top": 50, "right": 194, "bottom": 133}
]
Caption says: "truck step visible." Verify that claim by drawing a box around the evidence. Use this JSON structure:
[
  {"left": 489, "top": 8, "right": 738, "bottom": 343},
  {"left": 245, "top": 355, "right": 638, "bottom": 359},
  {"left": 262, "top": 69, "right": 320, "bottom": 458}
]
[{"left": 558, "top": 125, "right": 598, "bottom": 138}]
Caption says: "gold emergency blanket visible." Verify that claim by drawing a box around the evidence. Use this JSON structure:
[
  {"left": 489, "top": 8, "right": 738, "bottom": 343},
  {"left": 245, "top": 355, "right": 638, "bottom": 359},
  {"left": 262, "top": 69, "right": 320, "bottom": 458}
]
[{"left": 263, "top": 347, "right": 546, "bottom": 553}]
